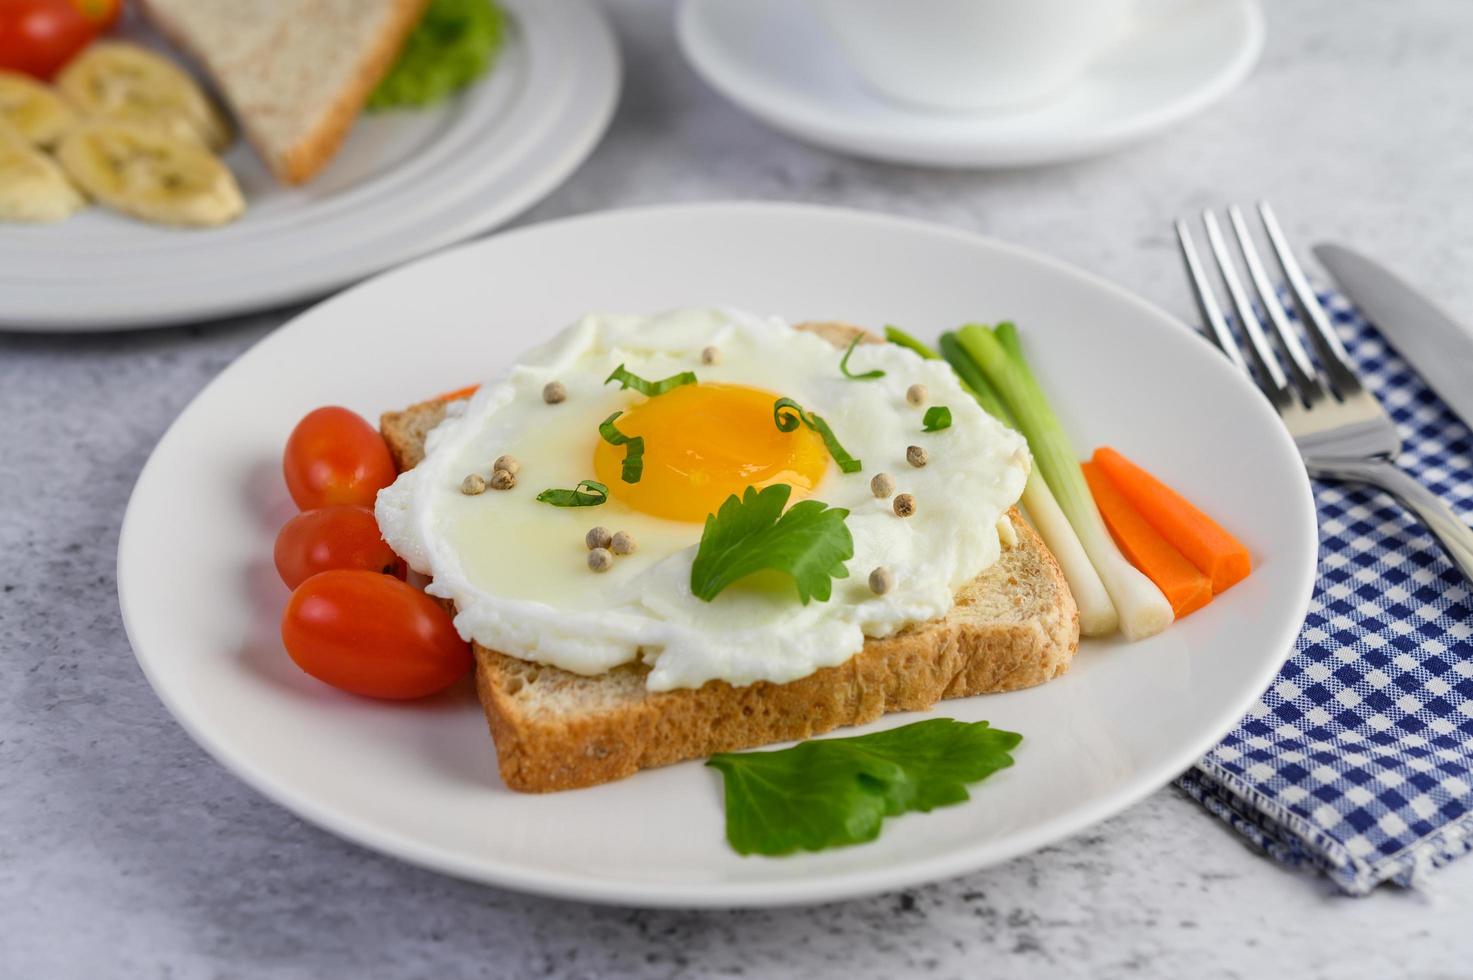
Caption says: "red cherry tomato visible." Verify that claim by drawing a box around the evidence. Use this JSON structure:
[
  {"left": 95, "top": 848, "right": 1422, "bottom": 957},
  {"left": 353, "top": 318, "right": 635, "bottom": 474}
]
[
  {"left": 281, "top": 570, "right": 471, "bottom": 700},
  {"left": 0, "top": 0, "right": 97, "bottom": 79},
  {"left": 70, "top": 0, "right": 121, "bottom": 30},
  {"left": 274, "top": 505, "right": 403, "bottom": 590},
  {"left": 283, "top": 406, "right": 397, "bottom": 511}
]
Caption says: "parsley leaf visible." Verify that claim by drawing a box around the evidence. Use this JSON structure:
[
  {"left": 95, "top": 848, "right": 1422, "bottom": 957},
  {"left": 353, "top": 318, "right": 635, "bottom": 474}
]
[
  {"left": 605, "top": 363, "right": 698, "bottom": 396},
  {"left": 689, "top": 484, "right": 853, "bottom": 604},
  {"left": 707, "top": 719, "right": 1022, "bottom": 856},
  {"left": 922, "top": 406, "right": 952, "bottom": 431},
  {"left": 838, "top": 335, "right": 886, "bottom": 380}
]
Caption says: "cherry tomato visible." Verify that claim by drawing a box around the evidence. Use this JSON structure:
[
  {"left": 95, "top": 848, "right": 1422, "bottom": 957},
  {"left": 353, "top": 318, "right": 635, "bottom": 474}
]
[
  {"left": 281, "top": 570, "right": 471, "bottom": 700},
  {"left": 0, "top": 0, "right": 97, "bottom": 79},
  {"left": 283, "top": 406, "right": 397, "bottom": 511},
  {"left": 274, "top": 505, "right": 403, "bottom": 590},
  {"left": 69, "top": 0, "right": 121, "bottom": 30}
]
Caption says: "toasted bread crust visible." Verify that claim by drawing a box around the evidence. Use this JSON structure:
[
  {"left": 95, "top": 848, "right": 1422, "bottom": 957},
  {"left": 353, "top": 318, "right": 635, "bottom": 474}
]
[
  {"left": 277, "top": 0, "right": 427, "bottom": 184},
  {"left": 381, "top": 322, "right": 1079, "bottom": 792}
]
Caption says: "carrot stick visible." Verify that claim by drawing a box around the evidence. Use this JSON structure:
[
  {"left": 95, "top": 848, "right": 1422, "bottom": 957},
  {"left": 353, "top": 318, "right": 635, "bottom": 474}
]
[
  {"left": 1091, "top": 447, "right": 1251, "bottom": 593},
  {"left": 433, "top": 383, "right": 480, "bottom": 402},
  {"left": 1082, "top": 462, "right": 1213, "bottom": 618}
]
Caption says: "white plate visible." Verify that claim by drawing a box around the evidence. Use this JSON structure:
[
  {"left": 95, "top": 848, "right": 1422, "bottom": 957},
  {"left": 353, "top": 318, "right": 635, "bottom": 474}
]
[
  {"left": 0, "top": 0, "right": 619, "bottom": 332},
  {"left": 677, "top": 0, "right": 1264, "bottom": 168},
  {"left": 117, "top": 203, "right": 1317, "bottom": 908}
]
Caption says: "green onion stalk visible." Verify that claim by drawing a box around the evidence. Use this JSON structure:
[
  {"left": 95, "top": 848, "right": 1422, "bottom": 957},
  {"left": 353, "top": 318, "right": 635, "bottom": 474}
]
[
  {"left": 937, "top": 332, "right": 1119, "bottom": 637},
  {"left": 956, "top": 323, "right": 1171, "bottom": 640}
]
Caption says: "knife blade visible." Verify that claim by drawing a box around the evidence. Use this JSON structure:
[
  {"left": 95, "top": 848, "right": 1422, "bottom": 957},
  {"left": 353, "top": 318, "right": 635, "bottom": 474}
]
[{"left": 1314, "top": 243, "right": 1473, "bottom": 430}]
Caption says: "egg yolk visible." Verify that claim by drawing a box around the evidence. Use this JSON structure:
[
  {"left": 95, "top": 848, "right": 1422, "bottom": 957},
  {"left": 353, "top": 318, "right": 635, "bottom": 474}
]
[{"left": 593, "top": 383, "right": 829, "bottom": 523}]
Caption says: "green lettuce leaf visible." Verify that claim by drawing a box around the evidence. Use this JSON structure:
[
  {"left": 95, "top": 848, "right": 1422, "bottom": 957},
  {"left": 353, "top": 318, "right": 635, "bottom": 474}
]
[
  {"left": 688, "top": 484, "right": 852, "bottom": 604},
  {"left": 369, "top": 0, "right": 506, "bottom": 111},
  {"left": 707, "top": 719, "right": 1022, "bottom": 856}
]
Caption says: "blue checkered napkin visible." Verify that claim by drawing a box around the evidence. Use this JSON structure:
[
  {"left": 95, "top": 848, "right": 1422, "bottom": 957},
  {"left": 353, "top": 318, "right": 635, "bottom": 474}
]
[{"left": 1176, "top": 289, "right": 1473, "bottom": 896}]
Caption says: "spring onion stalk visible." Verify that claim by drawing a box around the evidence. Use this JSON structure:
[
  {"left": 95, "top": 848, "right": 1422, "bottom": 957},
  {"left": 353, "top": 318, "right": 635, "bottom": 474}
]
[
  {"left": 939, "top": 332, "right": 1119, "bottom": 637},
  {"left": 884, "top": 325, "right": 941, "bottom": 360},
  {"left": 958, "top": 324, "right": 1172, "bottom": 640}
]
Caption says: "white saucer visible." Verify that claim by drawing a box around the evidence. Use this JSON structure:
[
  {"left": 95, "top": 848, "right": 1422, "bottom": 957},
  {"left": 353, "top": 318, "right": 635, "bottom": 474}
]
[{"left": 677, "top": 0, "right": 1264, "bottom": 168}]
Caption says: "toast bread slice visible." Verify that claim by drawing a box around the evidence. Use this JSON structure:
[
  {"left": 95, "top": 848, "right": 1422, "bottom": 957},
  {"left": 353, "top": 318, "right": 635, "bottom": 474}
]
[
  {"left": 380, "top": 323, "right": 1079, "bottom": 792},
  {"left": 138, "top": 0, "right": 429, "bottom": 184}
]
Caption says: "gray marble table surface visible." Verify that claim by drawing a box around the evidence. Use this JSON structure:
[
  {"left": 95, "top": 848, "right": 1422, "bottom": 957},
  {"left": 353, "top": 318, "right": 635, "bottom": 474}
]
[{"left": 5, "top": 1, "right": 1473, "bottom": 976}]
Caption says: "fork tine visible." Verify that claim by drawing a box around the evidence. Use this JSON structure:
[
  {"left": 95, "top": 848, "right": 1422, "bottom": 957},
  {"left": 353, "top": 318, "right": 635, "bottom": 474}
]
[
  {"left": 1202, "top": 210, "right": 1293, "bottom": 408},
  {"left": 1258, "top": 201, "right": 1363, "bottom": 395},
  {"left": 1226, "top": 205, "right": 1326, "bottom": 407},
  {"left": 1174, "top": 219, "right": 1249, "bottom": 376}
]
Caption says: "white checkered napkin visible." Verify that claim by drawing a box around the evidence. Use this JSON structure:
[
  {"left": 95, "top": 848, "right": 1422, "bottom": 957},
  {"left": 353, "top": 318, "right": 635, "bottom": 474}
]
[{"left": 1176, "top": 289, "right": 1473, "bottom": 895}]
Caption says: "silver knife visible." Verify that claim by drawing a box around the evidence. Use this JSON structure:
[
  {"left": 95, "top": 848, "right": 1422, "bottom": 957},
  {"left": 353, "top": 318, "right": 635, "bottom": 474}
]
[{"left": 1314, "top": 243, "right": 1473, "bottom": 429}]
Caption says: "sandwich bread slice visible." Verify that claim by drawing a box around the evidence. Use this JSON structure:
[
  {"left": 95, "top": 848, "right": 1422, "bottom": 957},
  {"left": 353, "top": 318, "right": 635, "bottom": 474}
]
[
  {"left": 380, "top": 323, "right": 1080, "bottom": 792},
  {"left": 138, "top": 0, "right": 430, "bottom": 184}
]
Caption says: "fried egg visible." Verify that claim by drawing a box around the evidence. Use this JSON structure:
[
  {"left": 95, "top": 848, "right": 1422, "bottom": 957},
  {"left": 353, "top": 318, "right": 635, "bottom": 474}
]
[{"left": 376, "top": 308, "right": 1029, "bottom": 691}]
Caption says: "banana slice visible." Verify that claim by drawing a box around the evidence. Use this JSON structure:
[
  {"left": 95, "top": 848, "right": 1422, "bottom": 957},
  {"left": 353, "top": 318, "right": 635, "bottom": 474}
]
[
  {"left": 0, "top": 120, "right": 86, "bottom": 223},
  {"left": 57, "top": 120, "right": 243, "bottom": 227},
  {"left": 56, "top": 42, "right": 232, "bottom": 151},
  {"left": 0, "top": 71, "right": 77, "bottom": 147}
]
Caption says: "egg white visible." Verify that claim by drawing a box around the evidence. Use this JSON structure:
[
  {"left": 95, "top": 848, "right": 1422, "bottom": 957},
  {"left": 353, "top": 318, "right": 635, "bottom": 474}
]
[{"left": 376, "top": 308, "right": 1029, "bottom": 691}]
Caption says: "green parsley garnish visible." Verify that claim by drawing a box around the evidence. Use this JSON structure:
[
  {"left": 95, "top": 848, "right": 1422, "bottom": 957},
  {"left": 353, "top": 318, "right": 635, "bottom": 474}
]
[
  {"left": 707, "top": 718, "right": 1022, "bottom": 856},
  {"left": 535, "top": 479, "right": 608, "bottom": 507},
  {"left": 689, "top": 484, "right": 852, "bottom": 604},
  {"left": 838, "top": 335, "right": 885, "bottom": 380},
  {"left": 604, "top": 363, "right": 698, "bottom": 397},
  {"left": 772, "top": 397, "right": 862, "bottom": 474},
  {"left": 598, "top": 412, "right": 644, "bottom": 484},
  {"left": 922, "top": 406, "right": 952, "bottom": 432}
]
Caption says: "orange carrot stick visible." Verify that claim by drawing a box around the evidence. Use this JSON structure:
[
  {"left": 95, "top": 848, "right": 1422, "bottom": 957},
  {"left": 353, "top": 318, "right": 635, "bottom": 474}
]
[
  {"left": 1091, "top": 447, "right": 1251, "bottom": 593},
  {"left": 433, "top": 383, "right": 480, "bottom": 402},
  {"left": 1082, "top": 462, "right": 1213, "bottom": 618}
]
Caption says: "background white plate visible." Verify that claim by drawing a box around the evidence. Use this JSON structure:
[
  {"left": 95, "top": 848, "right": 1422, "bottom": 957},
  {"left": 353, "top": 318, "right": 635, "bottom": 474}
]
[
  {"left": 0, "top": 0, "right": 619, "bottom": 332},
  {"left": 677, "top": 0, "right": 1264, "bottom": 168},
  {"left": 117, "top": 203, "right": 1318, "bottom": 908}
]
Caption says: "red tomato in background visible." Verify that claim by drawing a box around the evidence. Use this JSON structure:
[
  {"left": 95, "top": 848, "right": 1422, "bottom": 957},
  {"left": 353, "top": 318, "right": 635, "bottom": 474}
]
[
  {"left": 0, "top": 0, "right": 96, "bottom": 79},
  {"left": 274, "top": 505, "right": 403, "bottom": 590},
  {"left": 281, "top": 570, "right": 471, "bottom": 700},
  {"left": 283, "top": 406, "right": 397, "bottom": 510},
  {"left": 70, "top": 0, "right": 121, "bottom": 29}
]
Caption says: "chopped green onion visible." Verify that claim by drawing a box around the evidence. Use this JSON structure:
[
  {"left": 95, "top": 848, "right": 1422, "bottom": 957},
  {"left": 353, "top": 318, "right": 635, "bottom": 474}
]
[
  {"left": 883, "top": 325, "right": 940, "bottom": 360},
  {"left": 535, "top": 479, "right": 608, "bottom": 507},
  {"left": 838, "top": 335, "right": 885, "bottom": 380},
  {"left": 604, "top": 363, "right": 698, "bottom": 396},
  {"left": 771, "top": 397, "right": 862, "bottom": 474},
  {"left": 773, "top": 397, "right": 804, "bottom": 432},
  {"left": 808, "top": 415, "right": 862, "bottom": 474},
  {"left": 921, "top": 406, "right": 952, "bottom": 432},
  {"left": 959, "top": 323, "right": 1169, "bottom": 640},
  {"left": 598, "top": 412, "right": 645, "bottom": 484}
]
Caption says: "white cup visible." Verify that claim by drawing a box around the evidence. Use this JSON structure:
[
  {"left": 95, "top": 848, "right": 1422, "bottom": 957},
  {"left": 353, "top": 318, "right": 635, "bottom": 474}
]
[{"left": 810, "top": 0, "right": 1136, "bottom": 112}]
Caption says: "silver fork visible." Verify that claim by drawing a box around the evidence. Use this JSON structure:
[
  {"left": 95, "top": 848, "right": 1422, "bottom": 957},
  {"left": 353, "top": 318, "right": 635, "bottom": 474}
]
[{"left": 1176, "top": 201, "right": 1473, "bottom": 584}]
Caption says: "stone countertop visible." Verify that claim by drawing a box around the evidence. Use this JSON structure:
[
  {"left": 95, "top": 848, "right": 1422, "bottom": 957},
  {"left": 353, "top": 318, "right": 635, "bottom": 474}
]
[{"left": 4, "top": 1, "right": 1472, "bottom": 976}]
